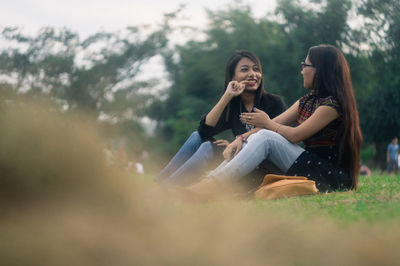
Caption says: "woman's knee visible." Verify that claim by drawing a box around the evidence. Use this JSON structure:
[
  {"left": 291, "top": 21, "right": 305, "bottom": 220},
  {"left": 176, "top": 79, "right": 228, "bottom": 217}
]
[
  {"left": 198, "top": 141, "right": 213, "bottom": 153},
  {"left": 187, "top": 141, "right": 214, "bottom": 162},
  {"left": 249, "top": 129, "right": 276, "bottom": 142},
  {"left": 187, "top": 131, "right": 202, "bottom": 144},
  {"left": 189, "top": 131, "right": 201, "bottom": 139}
]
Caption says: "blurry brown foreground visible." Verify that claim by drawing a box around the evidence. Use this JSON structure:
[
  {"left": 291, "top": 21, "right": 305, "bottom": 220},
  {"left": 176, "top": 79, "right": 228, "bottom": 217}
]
[{"left": 1, "top": 101, "right": 400, "bottom": 266}]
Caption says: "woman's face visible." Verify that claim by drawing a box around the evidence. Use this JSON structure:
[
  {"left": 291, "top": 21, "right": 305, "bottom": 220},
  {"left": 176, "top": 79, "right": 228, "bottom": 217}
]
[
  {"left": 232, "top": 57, "right": 262, "bottom": 92},
  {"left": 301, "top": 56, "right": 316, "bottom": 90}
]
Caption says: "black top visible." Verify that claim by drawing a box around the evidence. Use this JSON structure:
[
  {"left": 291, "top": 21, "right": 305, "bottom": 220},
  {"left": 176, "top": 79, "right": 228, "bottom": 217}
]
[{"left": 198, "top": 93, "right": 286, "bottom": 140}]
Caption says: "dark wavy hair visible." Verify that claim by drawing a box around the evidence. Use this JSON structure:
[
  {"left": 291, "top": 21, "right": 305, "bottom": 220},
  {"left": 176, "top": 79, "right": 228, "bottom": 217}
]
[
  {"left": 223, "top": 50, "right": 265, "bottom": 119},
  {"left": 308, "top": 44, "right": 363, "bottom": 189}
]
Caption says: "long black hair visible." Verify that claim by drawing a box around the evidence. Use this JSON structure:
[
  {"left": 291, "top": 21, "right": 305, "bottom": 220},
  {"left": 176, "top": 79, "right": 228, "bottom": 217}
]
[
  {"left": 223, "top": 50, "right": 265, "bottom": 120},
  {"left": 308, "top": 44, "right": 362, "bottom": 189}
]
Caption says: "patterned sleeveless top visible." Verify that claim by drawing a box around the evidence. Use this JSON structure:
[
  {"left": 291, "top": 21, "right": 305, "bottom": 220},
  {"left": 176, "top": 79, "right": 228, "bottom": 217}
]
[{"left": 296, "top": 91, "right": 342, "bottom": 148}]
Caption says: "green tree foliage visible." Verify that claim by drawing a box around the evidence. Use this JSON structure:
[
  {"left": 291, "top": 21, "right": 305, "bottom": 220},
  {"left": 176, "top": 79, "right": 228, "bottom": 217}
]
[
  {"left": 150, "top": 0, "right": 360, "bottom": 154},
  {"left": 0, "top": 19, "right": 172, "bottom": 154},
  {"left": 354, "top": 0, "right": 400, "bottom": 164},
  {"left": 357, "top": 0, "right": 400, "bottom": 142},
  {"left": 0, "top": 23, "right": 169, "bottom": 117}
]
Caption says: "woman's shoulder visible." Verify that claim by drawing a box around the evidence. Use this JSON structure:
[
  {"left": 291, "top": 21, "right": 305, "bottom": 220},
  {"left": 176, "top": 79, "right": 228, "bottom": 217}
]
[
  {"left": 319, "top": 95, "right": 339, "bottom": 107},
  {"left": 298, "top": 91, "right": 314, "bottom": 103},
  {"left": 299, "top": 91, "right": 339, "bottom": 107}
]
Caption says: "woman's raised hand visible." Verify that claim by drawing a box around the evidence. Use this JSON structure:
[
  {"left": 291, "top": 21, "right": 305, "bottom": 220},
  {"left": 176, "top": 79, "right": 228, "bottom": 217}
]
[
  {"left": 225, "top": 81, "right": 246, "bottom": 98},
  {"left": 240, "top": 108, "right": 271, "bottom": 128}
]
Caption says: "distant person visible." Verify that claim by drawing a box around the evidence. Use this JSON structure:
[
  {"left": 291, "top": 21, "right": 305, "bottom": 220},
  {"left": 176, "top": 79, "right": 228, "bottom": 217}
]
[
  {"left": 360, "top": 164, "right": 371, "bottom": 176},
  {"left": 135, "top": 162, "right": 145, "bottom": 174},
  {"left": 154, "top": 50, "right": 286, "bottom": 186},
  {"left": 386, "top": 137, "right": 399, "bottom": 175},
  {"left": 126, "top": 161, "right": 144, "bottom": 175}
]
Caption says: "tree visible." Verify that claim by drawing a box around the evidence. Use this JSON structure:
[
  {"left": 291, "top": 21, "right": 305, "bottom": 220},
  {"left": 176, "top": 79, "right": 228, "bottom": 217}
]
[
  {"left": 0, "top": 21, "right": 170, "bottom": 119},
  {"left": 356, "top": 0, "right": 400, "bottom": 165},
  {"left": 0, "top": 18, "right": 173, "bottom": 155}
]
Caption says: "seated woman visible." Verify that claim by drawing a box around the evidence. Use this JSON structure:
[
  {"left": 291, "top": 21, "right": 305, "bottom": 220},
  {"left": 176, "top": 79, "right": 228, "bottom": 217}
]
[
  {"left": 154, "top": 50, "right": 286, "bottom": 186},
  {"left": 186, "top": 44, "right": 363, "bottom": 199}
]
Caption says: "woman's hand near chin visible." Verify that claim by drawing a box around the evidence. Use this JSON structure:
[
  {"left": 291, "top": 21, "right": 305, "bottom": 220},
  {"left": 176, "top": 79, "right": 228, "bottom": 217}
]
[{"left": 224, "top": 81, "right": 246, "bottom": 99}]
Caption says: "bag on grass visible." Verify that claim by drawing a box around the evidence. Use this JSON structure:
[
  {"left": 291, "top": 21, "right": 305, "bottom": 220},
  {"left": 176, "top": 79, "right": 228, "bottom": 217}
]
[{"left": 254, "top": 174, "right": 319, "bottom": 200}]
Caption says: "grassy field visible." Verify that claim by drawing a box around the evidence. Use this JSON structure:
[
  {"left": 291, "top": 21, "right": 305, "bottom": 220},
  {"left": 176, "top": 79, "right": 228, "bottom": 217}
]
[
  {"left": 136, "top": 171, "right": 400, "bottom": 229},
  {"left": 244, "top": 172, "right": 400, "bottom": 224}
]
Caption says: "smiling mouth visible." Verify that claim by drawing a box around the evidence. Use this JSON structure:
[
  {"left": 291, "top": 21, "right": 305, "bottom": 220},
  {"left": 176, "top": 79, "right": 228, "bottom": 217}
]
[{"left": 244, "top": 80, "right": 257, "bottom": 86}]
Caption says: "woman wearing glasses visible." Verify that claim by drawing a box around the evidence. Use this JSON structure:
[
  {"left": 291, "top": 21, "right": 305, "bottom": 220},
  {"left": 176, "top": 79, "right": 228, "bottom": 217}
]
[
  {"left": 154, "top": 50, "right": 286, "bottom": 186},
  {"left": 186, "top": 44, "right": 362, "bottom": 200}
]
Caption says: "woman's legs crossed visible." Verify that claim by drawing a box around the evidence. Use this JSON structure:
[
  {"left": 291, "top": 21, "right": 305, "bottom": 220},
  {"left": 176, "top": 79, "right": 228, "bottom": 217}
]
[{"left": 208, "top": 129, "right": 304, "bottom": 185}]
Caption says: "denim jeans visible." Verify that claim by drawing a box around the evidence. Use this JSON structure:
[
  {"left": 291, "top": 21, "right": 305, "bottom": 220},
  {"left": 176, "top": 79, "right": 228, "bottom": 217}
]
[
  {"left": 154, "top": 131, "right": 217, "bottom": 186},
  {"left": 208, "top": 129, "right": 304, "bottom": 185},
  {"left": 386, "top": 158, "right": 399, "bottom": 173}
]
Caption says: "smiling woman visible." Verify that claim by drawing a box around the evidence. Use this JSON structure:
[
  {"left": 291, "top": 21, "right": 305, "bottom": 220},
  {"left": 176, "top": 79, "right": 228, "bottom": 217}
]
[{"left": 154, "top": 50, "right": 286, "bottom": 187}]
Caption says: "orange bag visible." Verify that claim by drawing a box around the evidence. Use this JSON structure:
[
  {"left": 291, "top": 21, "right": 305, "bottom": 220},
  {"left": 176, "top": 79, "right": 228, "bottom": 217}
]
[{"left": 254, "top": 174, "right": 319, "bottom": 200}]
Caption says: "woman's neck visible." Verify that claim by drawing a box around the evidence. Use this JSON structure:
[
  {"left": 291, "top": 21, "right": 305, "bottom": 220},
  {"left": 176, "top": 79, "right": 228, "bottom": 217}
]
[{"left": 240, "top": 91, "right": 255, "bottom": 112}]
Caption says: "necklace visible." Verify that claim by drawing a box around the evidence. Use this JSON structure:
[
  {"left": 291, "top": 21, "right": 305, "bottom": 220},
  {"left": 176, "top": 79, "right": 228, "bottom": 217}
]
[{"left": 239, "top": 102, "right": 254, "bottom": 132}]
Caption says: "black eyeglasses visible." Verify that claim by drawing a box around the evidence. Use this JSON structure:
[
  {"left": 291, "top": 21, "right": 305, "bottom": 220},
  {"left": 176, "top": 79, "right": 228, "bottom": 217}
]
[{"left": 300, "top": 61, "right": 314, "bottom": 71}]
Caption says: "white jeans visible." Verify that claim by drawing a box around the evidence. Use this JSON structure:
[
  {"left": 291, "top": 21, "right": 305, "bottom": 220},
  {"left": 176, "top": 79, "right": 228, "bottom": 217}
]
[{"left": 207, "top": 129, "right": 304, "bottom": 185}]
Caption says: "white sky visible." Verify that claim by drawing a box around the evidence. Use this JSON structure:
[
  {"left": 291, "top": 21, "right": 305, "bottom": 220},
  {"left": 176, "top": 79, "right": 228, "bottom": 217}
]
[{"left": 2, "top": 0, "right": 277, "bottom": 37}]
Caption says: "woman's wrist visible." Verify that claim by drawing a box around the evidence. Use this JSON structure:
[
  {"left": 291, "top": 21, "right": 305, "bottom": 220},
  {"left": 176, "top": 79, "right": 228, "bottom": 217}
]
[
  {"left": 222, "top": 91, "right": 234, "bottom": 101},
  {"left": 275, "top": 124, "right": 282, "bottom": 133},
  {"left": 239, "top": 134, "right": 248, "bottom": 143}
]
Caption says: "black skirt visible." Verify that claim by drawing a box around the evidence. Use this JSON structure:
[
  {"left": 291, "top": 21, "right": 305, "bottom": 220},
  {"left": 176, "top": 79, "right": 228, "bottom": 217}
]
[{"left": 285, "top": 150, "right": 352, "bottom": 192}]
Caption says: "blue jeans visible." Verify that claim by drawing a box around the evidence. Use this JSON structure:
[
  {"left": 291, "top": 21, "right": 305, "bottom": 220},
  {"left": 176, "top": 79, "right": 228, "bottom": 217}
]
[
  {"left": 386, "top": 158, "right": 399, "bottom": 173},
  {"left": 208, "top": 129, "right": 304, "bottom": 186},
  {"left": 154, "top": 131, "right": 218, "bottom": 186}
]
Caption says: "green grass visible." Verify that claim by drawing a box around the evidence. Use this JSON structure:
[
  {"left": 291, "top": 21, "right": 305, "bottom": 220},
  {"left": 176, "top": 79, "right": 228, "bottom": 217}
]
[
  {"left": 244, "top": 172, "right": 400, "bottom": 224},
  {"left": 142, "top": 171, "right": 400, "bottom": 224}
]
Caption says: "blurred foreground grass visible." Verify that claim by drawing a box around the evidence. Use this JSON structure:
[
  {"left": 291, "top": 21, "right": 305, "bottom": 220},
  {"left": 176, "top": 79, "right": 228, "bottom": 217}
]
[{"left": 2, "top": 101, "right": 400, "bottom": 266}]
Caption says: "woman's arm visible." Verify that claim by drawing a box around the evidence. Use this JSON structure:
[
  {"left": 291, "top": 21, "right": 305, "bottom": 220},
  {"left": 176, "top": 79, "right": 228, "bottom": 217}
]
[
  {"left": 239, "top": 100, "right": 299, "bottom": 129},
  {"left": 205, "top": 81, "right": 246, "bottom": 126},
  {"left": 222, "top": 127, "right": 263, "bottom": 161},
  {"left": 268, "top": 106, "right": 339, "bottom": 143},
  {"left": 272, "top": 100, "right": 299, "bottom": 125},
  {"left": 240, "top": 100, "right": 299, "bottom": 128},
  {"left": 223, "top": 101, "right": 300, "bottom": 161},
  {"left": 242, "top": 105, "right": 339, "bottom": 143}
]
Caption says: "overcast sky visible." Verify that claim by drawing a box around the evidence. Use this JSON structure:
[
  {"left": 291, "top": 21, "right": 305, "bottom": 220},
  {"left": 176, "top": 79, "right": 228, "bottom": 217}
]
[{"left": 3, "top": 0, "right": 277, "bottom": 37}]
